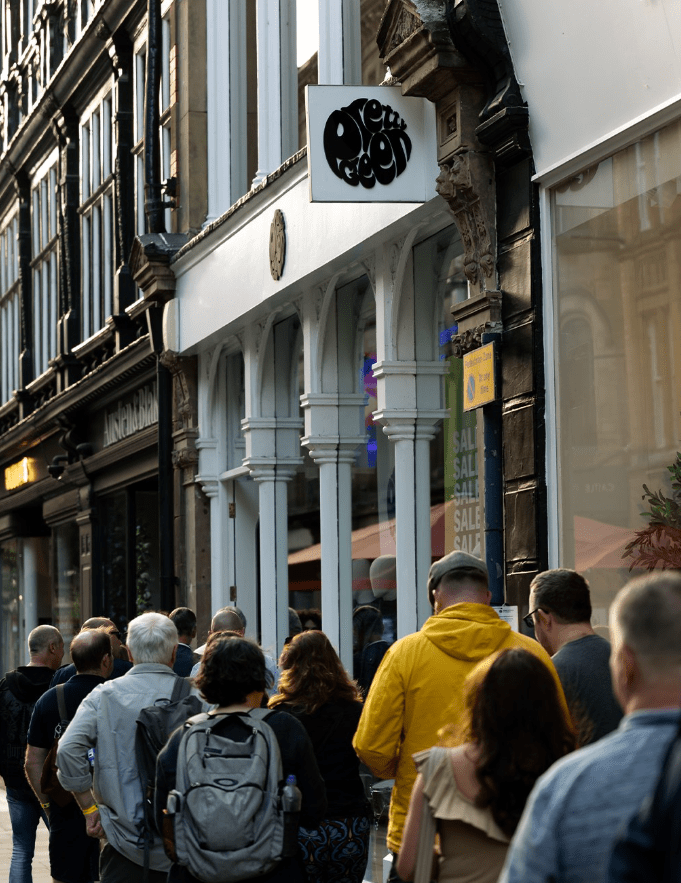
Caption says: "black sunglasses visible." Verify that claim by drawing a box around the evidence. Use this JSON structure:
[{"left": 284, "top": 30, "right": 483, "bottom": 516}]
[{"left": 523, "top": 608, "right": 544, "bottom": 630}]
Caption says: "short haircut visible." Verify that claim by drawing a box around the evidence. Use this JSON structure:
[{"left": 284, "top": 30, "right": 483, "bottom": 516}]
[
  {"left": 127, "top": 612, "right": 178, "bottom": 664},
  {"left": 71, "top": 629, "right": 111, "bottom": 673},
  {"left": 438, "top": 567, "right": 489, "bottom": 597},
  {"left": 82, "top": 617, "right": 116, "bottom": 631},
  {"left": 169, "top": 607, "right": 196, "bottom": 636},
  {"left": 612, "top": 571, "right": 681, "bottom": 667},
  {"left": 530, "top": 569, "right": 592, "bottom": 624},
  {"left": 28, "top": 625, "right": 62, "bottom": 655},
  {"left": 195, "top": 636, "right": 267, "bottom": 705},
  {"left": 288, "top": 607, "right": 302, "bottom": 638},
  {"left": 211, "top": 607, "right": 245, "bottom": 633}
]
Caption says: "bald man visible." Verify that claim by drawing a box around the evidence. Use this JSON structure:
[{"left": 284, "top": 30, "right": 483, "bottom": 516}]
[{"left": 51, "top": 617, "right": 132, "bottom": 686}]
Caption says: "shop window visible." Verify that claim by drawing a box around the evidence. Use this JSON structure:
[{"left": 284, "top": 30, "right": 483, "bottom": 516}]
[
  {"left": 551, "top": 120, "right": 681, "bottom": 627},
  {"left": 0, "top": 209, "right": 19, "bottom": 404},
  {"left": 52, "top": 522, "right": 80, "bottom": 664},
  {"left": 98, "top": 483, "right": 160, "bottom": 632},
  {"left": 0, "top": 539, "right": 21, "bottom": 673},
  {"left": 412, "top": 226, "right": 481, "bottom": 561},
  {"left": 31, "top": 153, "right": 59, "bottom": 375}
]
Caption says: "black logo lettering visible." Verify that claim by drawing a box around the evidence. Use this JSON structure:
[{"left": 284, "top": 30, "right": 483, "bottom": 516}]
[{"left": 323, "top": 98, "right": 412, "bottom": 189}]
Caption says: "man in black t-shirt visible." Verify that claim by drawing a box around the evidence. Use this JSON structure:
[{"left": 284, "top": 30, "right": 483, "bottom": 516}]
[
  {"left": 25, "top": 629, "right": 113, "bottom": 883},
  {"left": 0, "top": 624, "right": 64, "bottom": 883},
  {"left": 527, "top": 568, "right": 623, "bottom": 744}
]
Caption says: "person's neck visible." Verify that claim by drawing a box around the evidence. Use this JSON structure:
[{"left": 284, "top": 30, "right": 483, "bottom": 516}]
[
  {"left": 624, "top": 684, "right": 681, "bottom": 715},
  {"left": 553, "top": 622, "right": 594, "bottom": 653},
  {"left": 26, "top": 658, "right": 50, "bottom": 668}
]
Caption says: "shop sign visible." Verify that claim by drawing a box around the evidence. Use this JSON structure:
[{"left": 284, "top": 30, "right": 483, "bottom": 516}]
[
  {"left": 306, "top": 85, "right": 437, "bottom": 203},
  {"left": 463, "top": 343, "right": 496, "bottom": 411},
  {"left": 103, "top": 382, "right": 158, "bottom": 448},
  {"left": 4, "top": 457, "right": 38, "bottom": 491}
]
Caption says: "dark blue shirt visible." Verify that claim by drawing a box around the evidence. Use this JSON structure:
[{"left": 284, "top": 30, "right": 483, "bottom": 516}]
[
  {"left": 27, "top": 674, "right": 105, "bottom": 749},
  {"left": 50, "top": 657, "right": 131, "bottom": 687},
  {"left": 173, "top": 643, "right": 196, "bottom": 677}
]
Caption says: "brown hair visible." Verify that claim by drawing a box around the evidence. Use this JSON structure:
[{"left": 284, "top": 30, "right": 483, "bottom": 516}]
[
  {"left": 268, "top": 630, "right": 362, "bottom": 714},
  {"left": 441, "top": 648, "right": 576, "bottom": 838}
]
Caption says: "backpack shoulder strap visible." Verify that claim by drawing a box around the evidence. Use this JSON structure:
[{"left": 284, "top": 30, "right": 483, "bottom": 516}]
[
  {"left": 170, "top": 676, "right": 191, "bottom": 703},
  {"left": 56, "top": 684, "right": 68, "bottom": 722}
]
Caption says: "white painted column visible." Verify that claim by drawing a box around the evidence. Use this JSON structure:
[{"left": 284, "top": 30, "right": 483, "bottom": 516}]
[
  {"left": 252, "top": 0, "right": 297, "bottom": 187},
  {"left": 305, "top": 442, "right": 356, "bottom": 671},
  {"left": 205, "top": 0, "right": 247, "bottom": 223},
  {"left": 251, "top": 466, "right": 295, "bottom": 662},
  {"left": 318, "top": 0, "right": 361, "bottom": 85}
]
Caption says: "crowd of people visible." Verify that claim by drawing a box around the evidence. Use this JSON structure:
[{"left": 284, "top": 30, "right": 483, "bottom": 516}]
[{"left": 0, "top": 549, "right": 679, "bottom": 883}]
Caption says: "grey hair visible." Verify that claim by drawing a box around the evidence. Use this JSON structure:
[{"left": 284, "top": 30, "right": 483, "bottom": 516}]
[
  {"left": 612, "top": 571, "right": 681, "bottom": 668},
  {"left": 127, "top": 612, "right": 178, "bottom": 664},
  {"left": 28, "top": 625, "right": 62, "bottom": 655}
]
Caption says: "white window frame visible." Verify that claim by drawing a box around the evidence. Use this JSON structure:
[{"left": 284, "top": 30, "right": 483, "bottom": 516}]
[
  {"left": 30, "top": 151, "right": 59, "bottom": 378},
  {"left": 0, "top": 209, "right": 20, "bottom": 404}
]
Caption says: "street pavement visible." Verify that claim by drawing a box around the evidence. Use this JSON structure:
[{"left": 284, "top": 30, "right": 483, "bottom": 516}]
[{"left": 0, "top": 783, "right": 51, "bottom": 883}]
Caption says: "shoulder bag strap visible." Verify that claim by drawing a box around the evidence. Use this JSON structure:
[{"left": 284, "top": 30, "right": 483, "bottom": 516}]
[{"left": 56, "top": 684, "right": 69, "bottom": 722}]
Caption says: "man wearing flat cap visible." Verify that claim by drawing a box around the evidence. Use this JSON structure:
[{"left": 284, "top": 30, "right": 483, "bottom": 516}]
[{"left": 353, "top": 550, "right": 568, "bottom": 883}]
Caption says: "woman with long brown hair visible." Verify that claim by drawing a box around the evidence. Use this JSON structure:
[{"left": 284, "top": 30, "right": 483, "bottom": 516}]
[
  {"left": 397, "top": 648, "right": 576, "bottom": 883},
  {"left": 269, "top": 630, "right": 371, "bottom": 883}
]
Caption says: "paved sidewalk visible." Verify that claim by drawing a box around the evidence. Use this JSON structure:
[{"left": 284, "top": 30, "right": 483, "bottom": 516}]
[{"left": 0, "top": 784, "right": 52, "bottom": 883}]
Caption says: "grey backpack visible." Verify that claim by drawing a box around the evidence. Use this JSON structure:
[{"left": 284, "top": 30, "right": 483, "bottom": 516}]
[{"left": 164, "top": 708, "right": 286, "bottom": 882}]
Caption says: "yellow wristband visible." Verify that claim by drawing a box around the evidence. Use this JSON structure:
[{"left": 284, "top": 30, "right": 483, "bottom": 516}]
[
  {"left": 40, "top": 802, "right": 50, "bottom": 809},
  {"left": 82, "top": 804, "right": 98, "bottom": 816}
]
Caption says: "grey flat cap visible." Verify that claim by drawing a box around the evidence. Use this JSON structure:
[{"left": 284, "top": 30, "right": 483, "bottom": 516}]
[{"left": 427, "top": 550, "right": 488, "bottom": 604}]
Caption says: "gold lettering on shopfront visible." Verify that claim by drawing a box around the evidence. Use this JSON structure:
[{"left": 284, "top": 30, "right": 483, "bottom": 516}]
[{"left": 103, "top": 383, "right": 159, "bottom": 448}]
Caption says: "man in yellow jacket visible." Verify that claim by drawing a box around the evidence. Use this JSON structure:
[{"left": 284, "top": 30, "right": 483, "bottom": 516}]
[{"left": 353, "top": 550, "right": 568, "bottom": 883}]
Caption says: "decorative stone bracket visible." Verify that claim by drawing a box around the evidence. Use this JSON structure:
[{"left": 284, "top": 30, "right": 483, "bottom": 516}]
[{"left": 436, "top": 150, "right": 496, "bottom": 293}]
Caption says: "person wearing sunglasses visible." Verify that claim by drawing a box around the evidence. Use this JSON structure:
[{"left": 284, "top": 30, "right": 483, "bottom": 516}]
[{"left": 525, "top": 569, "right": 622, "bottom": 745}]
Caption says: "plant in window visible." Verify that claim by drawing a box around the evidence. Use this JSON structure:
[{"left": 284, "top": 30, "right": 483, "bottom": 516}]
[{"left": 623, "top": 452, "right": 681, "bottom": 570}]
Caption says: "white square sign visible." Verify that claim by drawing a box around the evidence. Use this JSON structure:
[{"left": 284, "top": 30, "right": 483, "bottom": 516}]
[{"left": 306, "top": 85, "right": 437, "bottom": 203}]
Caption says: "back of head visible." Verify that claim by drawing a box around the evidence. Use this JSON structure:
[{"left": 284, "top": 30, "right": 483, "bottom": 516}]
[
  {"left": 71, "top": 629, "right": 111, "bottom": 673},
  {"left": 195, "top": 636, "right": 266, "bottom": 706},
  {"left": 271, "top": 630, "right": 361, "bottom": 713},
  {"left": 127, "top": 612, "right": 178, "bottom": 665},
  {"left": 428, "top": 550, "right": 489, "bottom": 611},
  {"left": 612, "top": 571, "right": 681, "bottom": 677},
  {"left": 82, "top": 617, "right": 116, "bottom": 631},
  {"left": 28, "top": 625, "right": 62, "bottom": 656},
  {"left": 211, "top": 606, "right": 245, "bottom": 634},
  {"left": 458, "top": 649, "right": 576, "bottom": 837},
  {"left": 169, "top": 607, "right": 197, "bottom": 637},
  {"left": 288, "top": 607, "right": 302, "bottom": 638},
  {"left": 353, "top": 605, "right": 384, "bottom": 649},
  {"left": 530, "top": 569, "right": 592, "bottom": 623},
  {"left": 370, "top": 555, "right": 397, "bottom": 597}
]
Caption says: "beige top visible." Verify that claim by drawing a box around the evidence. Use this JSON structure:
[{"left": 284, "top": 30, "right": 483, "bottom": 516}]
[{"left": 414, "top": 748, "right": 510, "bottom": 883}]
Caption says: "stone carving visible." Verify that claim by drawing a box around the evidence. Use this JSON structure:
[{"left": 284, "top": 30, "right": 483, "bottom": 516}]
[
  {"left": 451, "top": 324, "right": 493, "bottom": 358},
  {"left": 172, "top": 447, "right": 200, "bottom": 470},
  {"left": 555, "top": 166, "right": 599, "bottom": 193},
  {"left": 388, "top": 4, "right": 421, "bottom": 53},
  {"left": 436, "top": 152, "right": 495, "bottom": 288},
  {"left": 269, "top": 209, "right": 286, "bottom": 280}
]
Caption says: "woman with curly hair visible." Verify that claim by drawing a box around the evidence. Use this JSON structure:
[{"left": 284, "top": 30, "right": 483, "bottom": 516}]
[
  {"left": 269, "top": 630, "right": 372, "bottom": 883},
  {"left": 396, "top": 648, "right": 576, "bottom": 883}
]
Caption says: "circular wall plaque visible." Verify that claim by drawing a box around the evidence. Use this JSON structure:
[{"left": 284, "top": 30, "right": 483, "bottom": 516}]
[{"left": 269, "top": 209, "right": 286, "bottom": 280}]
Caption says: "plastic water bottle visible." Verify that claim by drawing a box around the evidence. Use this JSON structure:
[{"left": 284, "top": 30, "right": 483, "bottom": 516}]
[{"left": 281, "top": 774, "right": 302, "bottom": 857}]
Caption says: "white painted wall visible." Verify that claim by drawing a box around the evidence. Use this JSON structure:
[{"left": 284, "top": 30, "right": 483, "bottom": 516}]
[
  {"left": 497, "top": 0, "right": 681, "bottom": 177},
  {"left": 171, "top": 164, "right": 442, "bottom": 354}
]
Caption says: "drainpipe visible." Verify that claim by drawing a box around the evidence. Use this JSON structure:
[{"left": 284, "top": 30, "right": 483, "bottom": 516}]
[{"left": 144, "top": 0, "right": 175, "bottom": 611}]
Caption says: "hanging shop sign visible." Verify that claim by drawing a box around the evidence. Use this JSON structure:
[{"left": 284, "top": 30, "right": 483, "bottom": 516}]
[
  {"left": 463, "top": 342, "right": 496, "bottom": 411},
  {"left": 103, "top": 382, "right": 158, "bottom": 447},
  {"left": 306, "top": 85, "right": 437, "bottom": 203},
  {"left": 4, "top": 457, "right": 38, "bottom": 491}
]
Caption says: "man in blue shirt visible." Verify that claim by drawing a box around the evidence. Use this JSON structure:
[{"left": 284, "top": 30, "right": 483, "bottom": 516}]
[{"left": 499, "top": 571, "right": 681, "bottom": 883}]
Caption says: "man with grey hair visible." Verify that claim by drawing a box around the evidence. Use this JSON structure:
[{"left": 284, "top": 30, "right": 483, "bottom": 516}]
[
  {"left": 499, "top": 571, "right": 681, "bottom": 883},
  {"left": 0, "top": 624, "right": 64, "bottom": 883},
  {"left": 56, "top": 612, "right": 191, "bottom": 883},
  {"left": 353, "top": 550, "right": 566, "bottom": 883},
  {"left": 527, "top": 568, "right": 622, "bottom": 743}
]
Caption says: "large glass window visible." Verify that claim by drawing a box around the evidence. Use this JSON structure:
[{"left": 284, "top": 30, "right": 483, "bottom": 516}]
[
  {"left": 0, "top": 539, "right": 21, "bottom": 672},
  {"left": 80, "top": 93, "right": 114, "bottom": 339},
  {"left": 99, "top": 482, "right": 160, "bottom": 632},
  {"left": 552, "top": 121, "right": 681, "bottom": 628},
  {"left": 52, "top": 522, "right": 80, "bottom": 664},
  {"left": 0, "top": 209, "right": 19, "bottom": 404},
  {"left": 31, "top": 153, "right": 59, "bottom": 375},
  {"left": 412, "top": 226, "right": 481, "bottom": 563}
]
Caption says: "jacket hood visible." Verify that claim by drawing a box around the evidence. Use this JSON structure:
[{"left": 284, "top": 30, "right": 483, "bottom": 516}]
[
  {"left": 5, "top": 666, "right": 53, "bottom": 702},
  {"left": 421, "top": 603, "right": 514, "bottom": 662}
]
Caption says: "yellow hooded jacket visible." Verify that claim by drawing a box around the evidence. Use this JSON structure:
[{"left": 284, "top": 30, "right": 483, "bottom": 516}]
[{"left": 352, "top": 602, "right": 569, "bottom": 853}]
